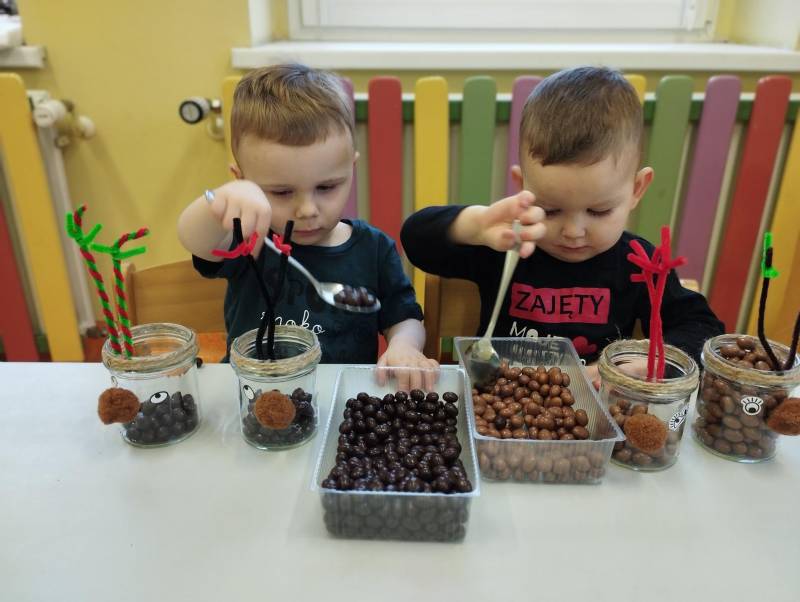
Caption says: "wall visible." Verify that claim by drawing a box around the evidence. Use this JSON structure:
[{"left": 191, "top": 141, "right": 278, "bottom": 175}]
[
  {"left": 5, "top": 0, "right": 799, "bottom": 326},
  {"left": 730, "top": 0, "right": 799, "bottom": 49},
  {"left": 13, "top": 0, "right": 250, "bottom": 270}
]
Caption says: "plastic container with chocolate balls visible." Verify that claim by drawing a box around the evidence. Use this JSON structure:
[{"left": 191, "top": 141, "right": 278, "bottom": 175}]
[
  {"left": 692, "top": 334, "right": 800, "bottom": 463},
  {"left": 312, "top": 366, "right": 480, "bottom": 542},
  {"left": 598, "top": 339, "right": 698, "bottom": 472},
  {"left": 455, "top": 337, "right": 624, "bottom": 484},
  {"left": 230, "top": 325, "right": 321, "bottom": 450},
  {"left": 101, "top": 323, "right": 201, "bottom": 447}
]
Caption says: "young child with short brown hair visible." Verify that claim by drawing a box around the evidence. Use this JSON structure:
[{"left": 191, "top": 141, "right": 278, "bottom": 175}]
[
  {"left": 179, "top": 64, "right": 437, "bottom": 389},
  {"left": 402, "top": 66, "right": 723, "bottom": 383}
]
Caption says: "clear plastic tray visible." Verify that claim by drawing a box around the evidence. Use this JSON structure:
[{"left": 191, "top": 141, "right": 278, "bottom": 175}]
[
  {"left": 455, "top": 337, "right": 624, "bottom": 484},
  {"left": 311, "top": 366, "right": 480, "bottom": 542}
]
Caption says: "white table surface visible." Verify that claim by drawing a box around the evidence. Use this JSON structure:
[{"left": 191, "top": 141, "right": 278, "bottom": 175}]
[{"left": 1, "top": 362, "right": 798, "bottom": 602}]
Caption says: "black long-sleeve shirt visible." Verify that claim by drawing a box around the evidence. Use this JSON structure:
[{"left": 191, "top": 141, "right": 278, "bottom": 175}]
[
  {"left": 402, "top": 206, "right": 724, "bottom": 365},
  {"left": 194, "top": 219, "right": 422, "bottom": 363}
]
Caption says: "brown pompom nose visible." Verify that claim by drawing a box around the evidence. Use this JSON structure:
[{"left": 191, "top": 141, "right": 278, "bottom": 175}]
[
  {"left": 254, "top": 390, "right": 296, "bottom": 429},
  {"left": 98, "top": 388, "right": 140, "bottom": 424},
  {"left": 623, "top": 413, "right": 668, "bottom": 453},
  {"left": 767, "top": 398, "right": 800, "bottom": 436}
]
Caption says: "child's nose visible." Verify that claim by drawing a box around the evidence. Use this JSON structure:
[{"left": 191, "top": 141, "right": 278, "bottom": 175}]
[
  {"left": 562, "top": 218, "right": 586, "bottom": 239},
  {"left": 294, "top": 194, "right": 318, "bottom": 218}
]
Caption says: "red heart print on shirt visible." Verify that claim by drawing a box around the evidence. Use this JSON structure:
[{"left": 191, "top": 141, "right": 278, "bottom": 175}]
[{"left": 571, "top": 336, "right": 597, "bottom": 355}]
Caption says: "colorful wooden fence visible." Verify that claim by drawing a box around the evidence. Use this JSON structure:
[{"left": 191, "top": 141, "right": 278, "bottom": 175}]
[
  {"left": 222, "top": 72, "right": 800, "bottom": 347},
  {"left": 347, "top": 74, "right": 799, "bottom": 345},
  {"left": 3, "top": 72, "right": 798, "bottom": 361}
]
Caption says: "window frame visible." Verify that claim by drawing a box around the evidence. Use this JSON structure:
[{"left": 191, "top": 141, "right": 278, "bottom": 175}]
[{"left": 288, "top": 0, "right": 720, "bottom": 44}]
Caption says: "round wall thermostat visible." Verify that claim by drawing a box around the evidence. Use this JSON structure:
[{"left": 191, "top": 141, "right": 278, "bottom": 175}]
[{"left": 179, "top": 97, "right": 211, "bottom": 124}]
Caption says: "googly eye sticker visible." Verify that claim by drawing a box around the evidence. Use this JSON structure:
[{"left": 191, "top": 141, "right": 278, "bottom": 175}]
[
  {"left": 243, "top": 385, "right": 256, "bottom": 401},
  {"left": 741, "top": 396, "right": 764, "bottom": 416},
  {"left": 668, "top": 405, "right": 689, "bottom": 431},
  {"left": 149, "top": 391, "right": 169, "bottom": 404}
]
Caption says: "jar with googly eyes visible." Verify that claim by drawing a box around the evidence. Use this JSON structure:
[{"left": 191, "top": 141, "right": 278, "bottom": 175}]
[
  {"left": 598, "top": 339, "right": 699, "bottom": 471},
  {"left": 230, "top": 325, "right": 321, "bottom": 450},
  {"left": 693, "top": 334, "right": 800, "bottom": 463},
  {"left": 101, "top": 323, "right": 201, "bottom": 447}
]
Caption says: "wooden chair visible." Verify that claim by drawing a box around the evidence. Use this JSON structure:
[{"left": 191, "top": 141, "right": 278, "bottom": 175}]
[
  {"left": 124, "top": 260, "right": 227, "bottom": 362},
  {"left": 423, "top": 273, "right": 700, "bottom": 363}
]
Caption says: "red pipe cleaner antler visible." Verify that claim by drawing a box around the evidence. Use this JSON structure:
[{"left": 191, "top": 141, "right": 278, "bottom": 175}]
[
  {"left": 91, "top": 228, "right": 150, "bottom": 358},
  {"left": 211, "top": 231, "right": 259, "bottom": 259},
  {"left": 66, "top": 206, "right": 122, "bottom": 356},
  {"left": 627, "top": 226, "right": 687, "bottom": 380}
]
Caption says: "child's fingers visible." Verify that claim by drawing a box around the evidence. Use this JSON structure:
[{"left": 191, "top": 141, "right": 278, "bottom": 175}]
[
  {"left": 517, "top": 222, "right": 547, "bottom": 258},
  {"left": 585, "top": 364, "right": 601, "bottom": 390},
  {"left": 221, "top": 203, "right": 241, "bottom": 232},
  {"left": 619, "top": 358, "right": 649, "bottom": 379},
  {"left": 253, "top": 210, "right": 271, "bottom": 257},
  {"left": 519, "top": 241, "right": 536, "bottom": 259},
  {"left": 239, "top": 210, "right": 257, "bottom": 243},
  {"left": 485, "top": 190, "right": 535, "bottom": 224},
  {"left": 395, "top": 367, "right": 411, "bottom": 393},
  {"left": 206, "top": 189, "right": 228, "bottom": 221},
  {"left": 421, "top": 359, "right": 440, "bottom": 391},
  {"left": 407, "top": 368, "right": 423, "bottom": 393},
  {"left": 519, "top": 204, "right": 545, "bottom": 226},
  {"left": 375, "top": 357, "right": 389, "bottom": 386},
  {"left": 518, "top": 221, "right": 546, "bottom": 242}
]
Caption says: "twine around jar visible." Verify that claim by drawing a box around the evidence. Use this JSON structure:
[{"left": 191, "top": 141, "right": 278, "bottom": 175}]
[
  {"left": 102, "top": 322, "right": 198, "bottom": 375},
  {"left": 701, "top": 334, "right": 800, "bottom": 389},
  {"left": 230, "top": 325, "right": 321, "bottom": 379},
  {"left": 598, "top": 339, "right": 698, "bottom": 401}
]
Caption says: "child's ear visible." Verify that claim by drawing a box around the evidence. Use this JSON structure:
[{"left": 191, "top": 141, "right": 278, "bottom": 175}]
[
  {"left": 353, "top": 150, "right": 360, "bottom": 164},
  {"left": 229, "top": 164, "right": 243, "bottom": 180},
  {"left": 631, "top": 167, "right": 654, "bottom": 209},
  {"left": 510, "top": 164, "right": 524, "bottom": 189}
]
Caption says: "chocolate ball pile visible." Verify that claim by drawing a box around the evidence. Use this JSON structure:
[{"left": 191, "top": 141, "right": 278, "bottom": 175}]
[
  {"left": 122, "top": 391, "right": 199, "bottom": 445},
  {"left": 472, "top": 365, "right": 588, "bottom": 441},
  {"left": 241, "top": 386, "right": 315, "bottom": 448},
  {"left": 610, "top": 400, "right": 680, "bottom": 468},
  {"left": 471, "top": 364, "right": 608, "bottom": 483},
  {"left": 694, "top": 336, "right": 786, "bottom": 461},
  {"left": 320, "top": 389, "right": 473, "bottom": 541},
  {"left": 334, "top": 285, "right": 377, "bottom": 308},
  {"left": 477, "top": 441, "right": 607, "bottom": 483}
]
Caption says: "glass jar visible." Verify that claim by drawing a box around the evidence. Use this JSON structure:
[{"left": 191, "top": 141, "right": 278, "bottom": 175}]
[
  {"left": 230, "top": 325, "right": 321, "bottom": 450},
  {"left": 598, "top": 339, "right": 699, "bottom": 471},
  {"left": 693, "top": 334, "right": 800, "bottom": 463},
  {"left": 101, "top": 323, "right": 201, "bottom": 447}
]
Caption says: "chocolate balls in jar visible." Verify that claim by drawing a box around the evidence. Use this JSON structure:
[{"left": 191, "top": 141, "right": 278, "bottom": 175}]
[
  {"left": 230, "top": 325, "right": 321, "bottom": 450},
  {"left": 693, "top": 334, "right": 800, "bottom": 463},
  {"left": 598, "top": 340, "right": 698, "bottom": 471},
  {"left": 101, "top": 323, "right": 202, "bottom": 447}
]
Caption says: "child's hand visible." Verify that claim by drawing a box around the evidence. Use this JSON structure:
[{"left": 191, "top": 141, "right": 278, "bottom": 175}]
[
  {"left": 477, "top": 190, "right": 546, "bottom": 258},
  {"left": 377, "top": 341, "right": 440, "bottom": 392},
  {"left": 586, "top": 357, "right": 649, "bottom": 391},
  {"left": 585, "top": 363, "right": 601, "bottom": 390},
  {"left": 618, "top": 357, "right": 649, "bottom": 380},
  {"left": 207, "top": 180, "right": 272, "bottom": 257}
]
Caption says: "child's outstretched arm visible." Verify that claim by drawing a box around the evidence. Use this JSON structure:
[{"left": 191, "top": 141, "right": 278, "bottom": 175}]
[
  {"left": 378, "top": 319, "right": 439, "bottom": 392},
  {"left": 402, "top": 190, "right": 546, "bottom": 283},
  {"left": 177, "top": 180, "right": 272, "bottom": 261}
]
